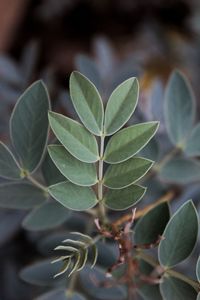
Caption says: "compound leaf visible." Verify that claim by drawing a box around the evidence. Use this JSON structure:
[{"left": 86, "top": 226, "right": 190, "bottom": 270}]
[{"left": 0, "top": 142, "right": 22, "bottom": 179}]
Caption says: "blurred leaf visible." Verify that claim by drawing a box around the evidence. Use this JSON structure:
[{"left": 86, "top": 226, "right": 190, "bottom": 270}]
[
  {"left": 48, "top": 145, "right": 97, "bottom": 186},
  {"left": 22, "top": 201, "right": 70, "bottom": 231},
  {"left": 70, "top": 71, "right": 104, "bottom": 136},
  {"left": 0, "top": 182, "right": 47, "bottom": 209},
  {"left": 0, "top": 55, "right": 22, "bottom": 85},
  {"left": 134, "top": 202, "right": 170, "bottom": 245},
  {"left": 104, "top": 122, "right": 159, "bottom": 163},
  {"left": 158, "top": 200, "right": 199, "bottom": 268},
  {"left": 104, "top": 77, "right": 139, "bottom": 136},
  {"left": 36, "top": 289, "right": 86, "bottom": 300},
  {"left": 0, "top": 142, "right": 22, "bottom": 180},
  {"left": 139, "top": 138, "right": 160, "bottom": 161},
  {"left": 160, "top": 276, "right": 197, "bottom": 300},
  {"left": 80, "top": 266, "right": 126, "bottom": 300},
  {"left": 104, "top": 184, "right": 146, "bottom": 210},
  {"left": 184, "top": 123, "right": 200, "bottom": 157},
  {"left": 48, "top": 181, "right": 97, "bottom": 211},
  {"left": 164, "top": 71, "right": 195, "bottom": 146},
  {"left": 20, "top": 259, "right": 65, "bottom": 286},
  {"left": 0, "top": 210, "right": 23, "bottom": 246},
  {"left": 197, "top": 293, "right": 200, "bottom": 300},
  {"left": 159, "top": 158, "right": 200, "bottom": 184},
  {"left": 103, "top": 157, "right": 153, "bottom": 189},
  {"left": 42, "top": 151, "right": 66, "bottom": 185},
  {"left": 138, "top": 284, "right": 162, "bottom": 300},
  {"left": 48, "top": 112, "right": 99, "bottom": 163},
  {"left": 197, "top": 256, "right": 200, "bottom": 282},
  {"left": 10, "top": 81, "right": 50, "bottom": 173}
]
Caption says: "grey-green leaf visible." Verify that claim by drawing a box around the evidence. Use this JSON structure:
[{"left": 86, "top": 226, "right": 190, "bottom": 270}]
[
  {"left": 104, "top": 77, "right": 139, "bottom": 135},
  {"left": 10, "top": 81, "right": 50, "bottom": 173},
  {"left": 184, "top": 123, "right": 200, "bottom": 157},
  {"left": 22, "top": 201, "right": 70, "bottom": 231},
  {"left": 160, "top": 276, "right": 197, "bottom": 300},
  {"left": 0, "top": 182, "right": 47, "bottom": 209},
  {"left": 36, "top": 289, "right": 86, "bottom": 300},
  {"left": 134, "top": 202, "right": 170, "bottom": 245},
  {"left": 159, "top": 157, "right": 200, "bottom": 184},
  {"left": 104, "top": 184, "right": 146, "bottom": 210},
  {"left": 164, "top": 70, "right": 195, "bottom": 146},
  {"left": 138, "top": 284, "right": 162, "bottom": 300},
  {"left": 48, "top": 112, "right": 99, "bottom": 163},
  {"left": 197, "top": 256, "right": 200, "bottom": 282},
  {"left": 48, "top": 181, "right": 97, "bottom": 211},
  {"left": 70, "top": 71, "right": 104, "bottom": 135},
  {"left": 0, "top": 142, "right": 22, "bottom": 179},
  {"left": 158, "top": 200, "right": 199, "bottom": 268},
  {"left": 103, "top": 157, "right": 153, "bottom": 189},
  {"left": 48, "top": 145, "right": 97, "bottom": 186},
  {"left": 104, "top": 122, "right": 159, "bottom": 164},
  {"left": 42, "top": 151, "right": 66, "bottom": 185}
]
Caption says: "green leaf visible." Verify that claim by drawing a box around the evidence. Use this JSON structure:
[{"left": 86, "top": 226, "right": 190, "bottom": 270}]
[
  {"left": 103, "top": 157, "right": 153, "bottom": 189},
  {"left": 184, "top": 123, "right": 200, "bottom": 157},
  {"left": 36, "top": 289, "right": 86, "bottom": 300},
  {"left": 70, "top": 71, "right": 104, "bottom": 136},
  {"left": 198, "top": 293, "right": 200, "bottom": 300},
  {"left": 134, "top": 202, "right": 170, "bottom": 245},
  {"left": 22, "top": 201, "right": 70, "bottom": 231},
  {"left": 10, "top": 81, "right": 50, "bottom": 173},
  {"left": 0, "top": 142, "right": 22, "bottom": 179},
  {"left": 160, "top": 276, "right": 197, "bottom": 300},
  {"left": 196, "top": 256, "right": 200, "bottom": 282},
  {"left": 104, "top": 122, "right": 159, "bottom": 164},
  {"left": 138, "top": 285, "right": 162, "bottom": 300},
  {"left": 164, "top": 70, "right": 195, "bottom": 146},
  {"left": 48, "top": 145, "right": 97, "bottom": 186},
  {"left": 139, "top": 138, "right": 160, "bottom": 161},
  {"left": 42, "top": 151, "right": 66, "bottom": 185},
  {"left": 104, "top": 184, "right": 146, "bottom": 210},
  {"left": 159, "top": 158, "right": 200, "bottom": 184},
  {"left": 158, "top": 200, "right": 199, "bottom": 268},
  {"left": 48, "top": 112, "right": 99, "bottom": 163},
  {"left": 104, "top": 77, "right": 139, "bottom": 135},
  {"left": 0, "top": 182, "right": 47, "bottom": 209},
  {"left": 48, "top": 181, "right": 97, "bottom": 211}
]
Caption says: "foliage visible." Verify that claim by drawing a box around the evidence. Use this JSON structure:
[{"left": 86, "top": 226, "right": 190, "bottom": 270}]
[{"left": 0, "top": 69, "right": 199, "bottom": 300}]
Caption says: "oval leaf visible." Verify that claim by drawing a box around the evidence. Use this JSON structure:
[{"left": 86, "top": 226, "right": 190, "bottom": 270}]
[
  {"left": 138, "top": 285, "right": 162, "bottom": 300},
  {"left": 48, "top": 145, "right": 97, "bottom": 186},
  {"left": 184, "top": 123, "right": 200, "bottom": 157},
  {"left": 134, "top": 202, "right": 170, "bottom": 245},
  {"left": 158, "top": 200, "right": 199, "bottom": 268},
  {"left": 159, "top": 158, "right": 200, "bottom": 184},
  {"left": 36, "top": 289, "right": 86, "bottom": 300},
  {"left": 164, "top": 70, "right": 195, "bottom": 146},
  {"left": 160, "top": 276, "right": 197, "bottom": 300},
  {"left": 70, "top": 71, "right": 104, "bottom": 135},
  {"left": 22, "top": 201, "right": 70, "bottom": 231},
  {"left": 104, "top": 184, "right": 146, "bottom": 210},
  {"left": 42, "top": 151, "right": 66, "bottom": 185},
  {"left": 0, "top": 142, "right": 22, "bottom": 179},
  {"left": 48, "top": 181, "right": 97, "bottom": 211},
  {"left": 10, "top": 81, "right": 50, "bottom": 172},
  {"left": 104, "top": 122, "right": 159, "bottom": 164},
  {"left": 103, "top": 157, "right": 153, "bottom": 189},
  {"left": 197, "top": 256, "right": 200, "bottom": 282},
  {"left": 0, "top": 182, "right": 47, "bottom": 209},
  {"left": 104, "top": 77, "right": 139, "bottom": 135},
  {"left": 48, "top": 112, "right": 99, "bottom": 163}
]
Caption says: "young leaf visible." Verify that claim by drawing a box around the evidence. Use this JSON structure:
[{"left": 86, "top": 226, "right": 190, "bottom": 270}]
[
  {"left": 104, "top": 122, "right": 159, "bottom": 164},
  {"left": 104, "top": 184, "right": 146, "bottom": 210},
  {"left": 48, "top": 112, "right": 99, "bottom": 163},
  {"left": 164, "top": 71, "right": 195, "bottom": 146},
  {"left": 70, "top": 71, "right": 104, "bottom": 136},
  {"left": 10, "top": 81, "right": 50, "bottom": 173},
  {"left": 134, "top": 202, "right": 170, "bottom": 245},
  {"left": 104, "top": 77, "right": 139, "bottom": 135},
  {"left": 103, "top": 157, "right": 153, "bottom": 189},
  {"left": 48, "top": 181, "right": 97, "bottom": 211},
  {"left": 158, "top": 200, "right": 199, "bottom": 268},
  {"left": 36, "top": 289, "right": 86, "bottom": 300},
  {"left": 197, "top": 256, "right": 200, "bottom": 282},
  {"left": 22, "top": 201, "right": 70, "bottom": 231},
  {"left": 160, "top": 276, "right": 197, "bottom": 300},
  {"left": 159, "top": 157, "right": 200, "bottom": 184},
  {"left": 48, "top": 145, "right": 97, "bottom": 186},
  {"left": 184, "top": 123, "right": 200, "bottom": 157},
  {"left": 0, "top": 182, "right": 47, "bottom": 209},
  {"left": 0, "top": 142, "right": 22, "bottom": 180}
]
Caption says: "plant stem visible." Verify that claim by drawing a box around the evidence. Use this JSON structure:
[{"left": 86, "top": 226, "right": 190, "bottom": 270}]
[
  {"left": 66, "top": 271, "right": 79, "bottom": 298},
  {"left": 98, "top": 135, "right": 106, "bottom": 222},
  {"left": 27, "top": 174, "right": 48, "bottom": 193}
]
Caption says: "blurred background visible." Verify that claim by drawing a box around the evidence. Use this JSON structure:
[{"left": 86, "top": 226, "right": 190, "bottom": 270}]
[{"left": 1, "top": 0, "right": 200, "bottom": 299}]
